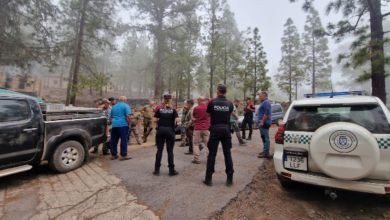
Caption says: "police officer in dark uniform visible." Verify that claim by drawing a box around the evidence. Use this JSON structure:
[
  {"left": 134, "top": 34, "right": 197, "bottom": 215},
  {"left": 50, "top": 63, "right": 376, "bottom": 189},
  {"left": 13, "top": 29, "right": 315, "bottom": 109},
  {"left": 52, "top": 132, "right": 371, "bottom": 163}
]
[
  {"left": 153, "top": 94, "right": 180, "bottom": 176},
  {"left": 242, "top": 97, "right": 256, "bottom": 140},
  {"left": 203, "top": 84, "right": 235, "bottom": 187}
]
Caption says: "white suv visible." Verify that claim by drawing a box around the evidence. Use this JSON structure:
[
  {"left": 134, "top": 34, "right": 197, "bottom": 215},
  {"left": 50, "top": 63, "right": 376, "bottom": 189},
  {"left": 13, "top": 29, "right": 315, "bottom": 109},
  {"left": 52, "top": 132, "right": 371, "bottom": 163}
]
[{"left": 274, "top": 92, "right": 390, "bottom": 196}]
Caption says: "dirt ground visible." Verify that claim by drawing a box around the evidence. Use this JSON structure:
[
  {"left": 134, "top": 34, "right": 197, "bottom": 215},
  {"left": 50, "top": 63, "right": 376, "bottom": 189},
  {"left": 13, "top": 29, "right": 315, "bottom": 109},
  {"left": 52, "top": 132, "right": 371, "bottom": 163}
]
[{"left": 210, "top": 159, "right": 390, "bottom": 220}]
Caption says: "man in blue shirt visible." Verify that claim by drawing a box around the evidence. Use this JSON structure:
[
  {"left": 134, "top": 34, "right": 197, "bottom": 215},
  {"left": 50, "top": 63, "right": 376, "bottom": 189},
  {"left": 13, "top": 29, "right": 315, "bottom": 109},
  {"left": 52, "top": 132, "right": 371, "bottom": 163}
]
[
  {"left": 110, "top": 96, "right": 132, "bottom": 160},
  {"left": 257, "top": 92, "right": 272, "bottom": 158}
]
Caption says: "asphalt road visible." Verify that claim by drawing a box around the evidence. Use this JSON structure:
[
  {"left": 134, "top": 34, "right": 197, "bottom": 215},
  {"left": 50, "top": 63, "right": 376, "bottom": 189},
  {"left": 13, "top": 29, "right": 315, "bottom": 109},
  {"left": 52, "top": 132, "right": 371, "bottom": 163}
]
[{"left": 107, "top": 126, "right": 277, "bottom": 220}]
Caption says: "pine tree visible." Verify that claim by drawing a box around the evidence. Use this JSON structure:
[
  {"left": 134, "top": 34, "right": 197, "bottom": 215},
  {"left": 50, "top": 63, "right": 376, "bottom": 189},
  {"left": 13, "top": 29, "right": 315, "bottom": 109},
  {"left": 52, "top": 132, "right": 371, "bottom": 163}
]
[
  {"left": 290, "top": 0, "right": 390, "bottom": 103},
  {"left": 204, "top": 0, "right": 225, "bottom": 98},
  {"left": 302, "top": 7, "right": 332, "bottom": 94},
  {"left": 126, "top": 0, "right": 200, "bottom": 100},
  {"left": 247, "top": 27, "right": 270, "bottom": 104},
  {"left": 0, "top": 0, "right": 60, "bottom": 68},
  {"left": 275, "top": 18, "right": 305, "bottom": 102}
]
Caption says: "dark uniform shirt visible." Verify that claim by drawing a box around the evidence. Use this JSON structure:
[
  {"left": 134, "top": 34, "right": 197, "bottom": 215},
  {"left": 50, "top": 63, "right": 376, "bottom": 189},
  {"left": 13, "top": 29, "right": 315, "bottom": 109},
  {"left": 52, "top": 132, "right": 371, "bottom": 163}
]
[
  {"left": 154, "top": 107, "right": 179, "bottom": 127},
  {"left": 206, "top": 96, "right": 233, "bottom": 125},
  {"left": 244, "top": 103, "right": 255, "bottom": 119}
]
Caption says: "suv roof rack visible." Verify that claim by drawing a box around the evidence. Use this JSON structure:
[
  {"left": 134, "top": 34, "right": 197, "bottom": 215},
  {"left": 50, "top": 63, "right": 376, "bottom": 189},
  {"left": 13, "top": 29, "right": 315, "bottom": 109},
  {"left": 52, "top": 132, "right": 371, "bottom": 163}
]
[{"left": 304, "top": 90, "right": 365, "bottom": 98}]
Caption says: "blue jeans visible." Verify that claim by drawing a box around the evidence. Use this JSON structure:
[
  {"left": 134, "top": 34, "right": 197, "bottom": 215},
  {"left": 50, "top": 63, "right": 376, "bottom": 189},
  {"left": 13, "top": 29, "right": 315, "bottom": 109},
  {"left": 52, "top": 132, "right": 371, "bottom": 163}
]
[
  {"left": 111, "top": 126, "right": 130, "bottom": 156},
  {"left": 260, "top": 126, "right": 270, "bottom": 154}
]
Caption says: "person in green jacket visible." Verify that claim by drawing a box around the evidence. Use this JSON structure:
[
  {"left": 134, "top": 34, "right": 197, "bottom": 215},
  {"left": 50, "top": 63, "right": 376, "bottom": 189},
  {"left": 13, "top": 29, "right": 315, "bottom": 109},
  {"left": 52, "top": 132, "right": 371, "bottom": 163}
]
[{"left": 180, "top": 101, "right": 189, "bottom": 147}]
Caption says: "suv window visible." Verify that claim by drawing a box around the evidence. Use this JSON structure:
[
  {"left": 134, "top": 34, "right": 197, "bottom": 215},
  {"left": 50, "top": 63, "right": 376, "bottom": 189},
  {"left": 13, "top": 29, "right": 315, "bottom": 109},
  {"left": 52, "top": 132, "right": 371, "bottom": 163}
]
[
  {"left": 0, "top": 100, "right": 29, "bottom": 123},
  {"left": 285, "top": 105, "right": 390, "bottom": 134},
  {"left": 272, "top": 105, "right": 282, "bottom": 113}
]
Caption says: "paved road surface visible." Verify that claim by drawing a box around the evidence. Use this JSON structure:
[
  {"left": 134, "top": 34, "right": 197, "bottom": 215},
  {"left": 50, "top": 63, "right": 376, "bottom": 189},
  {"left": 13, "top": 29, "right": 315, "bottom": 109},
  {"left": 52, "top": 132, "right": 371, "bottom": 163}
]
[
  {"left": 107, "top": 127, "right": 277, "bottom": 219},
  {"left": 0, "top": 126, "right": 277, "bottom": 220}
]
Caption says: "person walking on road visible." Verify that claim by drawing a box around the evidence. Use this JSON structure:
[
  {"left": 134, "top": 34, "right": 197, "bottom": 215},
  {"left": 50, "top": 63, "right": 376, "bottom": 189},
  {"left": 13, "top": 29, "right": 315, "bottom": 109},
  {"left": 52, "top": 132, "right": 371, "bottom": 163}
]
[
  {"left": 257, "top": 92, "right": 272, "bottom": 158},
  {"left": 139, "top": 101, "right": 155, "bottom": 143},
  {"left": 129, "top": 109, "right": 142, "bottom": 145},
  {"left": 191, "top": 96, "right": 210, "bottom": 164},
  {"left": 110, "top": 96, "right": 132, "bottom": 161},
  {"left": 180, "top": 101, "right": 189, "bottom": 147},
  {"left": 232, "top": 100, "right": 246, "bottom": 145},
  {"left": 241, "top": 97, "right": 256, "bottom": 140},
  {"left": 184, "top": 99, "right": 195, "bottom": 155},
  {"left": 203, "top": 84, "right": 235, "bottom": 187},
  {"left": 153, "top": 94, "right": 180, "bottom": 176}
]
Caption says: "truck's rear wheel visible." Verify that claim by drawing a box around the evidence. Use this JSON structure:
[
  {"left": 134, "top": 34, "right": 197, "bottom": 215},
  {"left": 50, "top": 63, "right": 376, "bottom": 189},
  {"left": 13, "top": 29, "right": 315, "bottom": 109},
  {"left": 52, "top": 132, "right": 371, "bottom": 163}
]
[{"left": 49, "top": 140, "right": 85, "bottom": 173}]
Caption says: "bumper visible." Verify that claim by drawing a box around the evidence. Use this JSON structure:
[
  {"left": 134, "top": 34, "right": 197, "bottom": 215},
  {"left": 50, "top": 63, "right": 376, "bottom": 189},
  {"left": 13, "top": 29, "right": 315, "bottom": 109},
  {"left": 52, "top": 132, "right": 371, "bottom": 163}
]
[{"left": 274, "top": 144, "right": 390, "bottom": 195}]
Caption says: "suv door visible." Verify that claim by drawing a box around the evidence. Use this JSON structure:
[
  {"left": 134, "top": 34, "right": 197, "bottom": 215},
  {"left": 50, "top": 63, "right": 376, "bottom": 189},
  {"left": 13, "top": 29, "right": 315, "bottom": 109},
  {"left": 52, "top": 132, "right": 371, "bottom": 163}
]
[{"left": 0, "top": 98, "right": 40, "bottom": 167}]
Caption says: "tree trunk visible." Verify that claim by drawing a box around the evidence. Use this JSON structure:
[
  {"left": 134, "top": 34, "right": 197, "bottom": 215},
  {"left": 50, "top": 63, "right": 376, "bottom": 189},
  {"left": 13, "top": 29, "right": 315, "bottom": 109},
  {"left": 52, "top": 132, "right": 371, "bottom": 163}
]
[
  {"left": 59, "top": 68, "right": 64, "bottom": 88},
  {"left": 369, "top": 0, "right": 386, "bottom": 103},
  {"left": 70, "top": 0, "right": 88, "bottom": 106},
  {"left": 154, "top": 19, "right": 164, "bottom": 100},
  {"left": 312, "top": 33, "right": 316, "bottom": 94},
  {"left": 65, "top": 55, "right": 76, "bottom": 105}
]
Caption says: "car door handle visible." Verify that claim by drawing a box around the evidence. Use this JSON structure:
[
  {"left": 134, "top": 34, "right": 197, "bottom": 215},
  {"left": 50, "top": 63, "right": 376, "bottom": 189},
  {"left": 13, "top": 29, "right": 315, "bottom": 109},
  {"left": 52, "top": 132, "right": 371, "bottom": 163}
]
[{"left": 23, "top": 128, "right": 37, "bottom": 132}]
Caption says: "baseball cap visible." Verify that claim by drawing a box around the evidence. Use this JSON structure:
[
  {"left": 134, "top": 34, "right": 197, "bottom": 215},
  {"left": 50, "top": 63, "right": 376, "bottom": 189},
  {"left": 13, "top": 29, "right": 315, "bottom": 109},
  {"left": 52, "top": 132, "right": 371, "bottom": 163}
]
[
  {"left": 108, "top": 97, "right": 116, "bottom": 102},
  {"left": 163, "top": 94, "right": 172, "bottom": 99},
  {"left": 217, "top": 84, "right": 227, "bottom": 93},
  {"left": 102, "top": 98, "right": 109, "bottom": 104},
  {"left": 187, "top": 99, "right": 194, "bottom": 105}
]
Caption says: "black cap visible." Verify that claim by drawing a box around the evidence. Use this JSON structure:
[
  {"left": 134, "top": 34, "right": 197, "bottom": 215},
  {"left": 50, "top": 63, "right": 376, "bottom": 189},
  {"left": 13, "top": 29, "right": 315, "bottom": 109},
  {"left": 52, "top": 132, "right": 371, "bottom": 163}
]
[
  {"left": 108, "top": 97, "right": 116, "bottom": 101},
  {"left": 187, "top": 99, "right": 194, "bottom": 105},
  {"left": 217, "top": 84, "right": 227, "bottom": 93},
  {"left": 163, "top": 94, "right": 172, "bottom": 99}
]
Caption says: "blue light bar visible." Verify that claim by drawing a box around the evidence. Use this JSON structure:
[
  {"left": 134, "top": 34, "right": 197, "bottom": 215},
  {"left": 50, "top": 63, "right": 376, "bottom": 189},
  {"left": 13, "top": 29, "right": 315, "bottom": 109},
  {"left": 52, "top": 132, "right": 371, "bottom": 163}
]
[{"left": 304, "top": 91, "right": 365, "bottom": 98}]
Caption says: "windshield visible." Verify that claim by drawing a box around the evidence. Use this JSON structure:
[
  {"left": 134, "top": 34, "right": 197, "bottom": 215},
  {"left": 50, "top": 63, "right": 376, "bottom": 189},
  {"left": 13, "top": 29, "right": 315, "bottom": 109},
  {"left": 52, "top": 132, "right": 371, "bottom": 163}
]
[{"left": 285, "top": 105, "right": 390, "bottom": 134}]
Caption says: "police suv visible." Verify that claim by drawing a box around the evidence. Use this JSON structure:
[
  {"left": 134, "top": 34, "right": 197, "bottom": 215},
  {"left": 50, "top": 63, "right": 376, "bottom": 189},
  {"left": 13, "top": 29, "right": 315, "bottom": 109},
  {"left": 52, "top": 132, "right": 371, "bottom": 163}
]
[{"left": 274, "top": 91, "right": 390, "bottom": 197}]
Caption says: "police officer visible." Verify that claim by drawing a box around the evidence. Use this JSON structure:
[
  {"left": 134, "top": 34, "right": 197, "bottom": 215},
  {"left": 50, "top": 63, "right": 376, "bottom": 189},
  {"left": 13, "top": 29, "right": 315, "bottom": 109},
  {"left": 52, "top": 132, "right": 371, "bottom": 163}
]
[
  {"left": 241, "top": 97, "right": 256, "bottom": 140},
  {"left": 203, "top": 84, "right": 235, "bottom": 187},
  {"left": 153, "top": 94, "right": 180, "bottom": 176}
]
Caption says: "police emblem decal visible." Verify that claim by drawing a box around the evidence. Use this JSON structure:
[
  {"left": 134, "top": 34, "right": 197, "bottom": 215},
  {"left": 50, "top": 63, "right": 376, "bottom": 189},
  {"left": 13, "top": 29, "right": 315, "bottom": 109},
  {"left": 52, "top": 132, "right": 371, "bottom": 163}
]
[{"left": 329, "top": 130, "right": 358, "bottom": 153}]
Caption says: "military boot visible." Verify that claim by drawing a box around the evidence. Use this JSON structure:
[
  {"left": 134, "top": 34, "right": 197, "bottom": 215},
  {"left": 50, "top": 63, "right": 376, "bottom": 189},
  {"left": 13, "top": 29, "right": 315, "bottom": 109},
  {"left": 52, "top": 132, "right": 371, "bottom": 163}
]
[
  {"left": 226, "top": 174, "right": 233, "bottom": 187},
  {"left": 153, "top": 166, "right": 160, "bottom": 176},
  {"left": 203, "top": 174, "right": 213, "bottom": 186},
  {"left": 169, "top": 166, "right": 179, "bottom": 176}
]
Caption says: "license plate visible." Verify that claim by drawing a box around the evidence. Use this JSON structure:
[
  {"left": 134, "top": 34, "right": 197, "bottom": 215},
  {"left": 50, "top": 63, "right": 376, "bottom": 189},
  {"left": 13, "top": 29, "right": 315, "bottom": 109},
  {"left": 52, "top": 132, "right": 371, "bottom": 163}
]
[{"left": 284, "top": 155, "right": 307, "bottom": 171}]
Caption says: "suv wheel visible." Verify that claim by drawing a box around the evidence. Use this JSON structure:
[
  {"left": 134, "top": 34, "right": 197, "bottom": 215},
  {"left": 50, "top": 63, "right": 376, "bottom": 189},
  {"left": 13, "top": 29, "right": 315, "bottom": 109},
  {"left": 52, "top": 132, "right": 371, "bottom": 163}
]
[
  {"left": 49, "top": 140, "right": 85, "bottom": 173},
  {"left": 277, "top": 173, "right": 294, "bottom": 188}
]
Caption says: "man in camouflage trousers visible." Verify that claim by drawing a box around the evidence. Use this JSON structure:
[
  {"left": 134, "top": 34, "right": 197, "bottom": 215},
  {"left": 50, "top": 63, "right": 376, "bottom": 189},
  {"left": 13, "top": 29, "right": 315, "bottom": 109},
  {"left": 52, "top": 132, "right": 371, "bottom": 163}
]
[
  {"left": 92, "top": 98, "right": 111, "bottom": 155},
  {"left": 139, "top": 101, "right": 155, "bottom": 143},
  {"left": 128, "top": 109, "right": 142, "bottom": 145},
  {"left": 180, "top": 100, "right": 189, "bottom": 147}
]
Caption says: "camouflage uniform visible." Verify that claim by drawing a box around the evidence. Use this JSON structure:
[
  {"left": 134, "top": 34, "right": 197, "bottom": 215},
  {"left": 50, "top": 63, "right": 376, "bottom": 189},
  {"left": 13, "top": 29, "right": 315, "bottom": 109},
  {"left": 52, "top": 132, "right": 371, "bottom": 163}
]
[
  {"left": 128, "top": 112, "right": 141, "bottom": 145},
  {"left": 93, "top": 107, "right": 111, "bottom": 155},
  {"left": 140, "top": 105, "right": 155, "bottom": 143},
  {"left": 180, "top": 106, "right": 189, "bottom": 147}
]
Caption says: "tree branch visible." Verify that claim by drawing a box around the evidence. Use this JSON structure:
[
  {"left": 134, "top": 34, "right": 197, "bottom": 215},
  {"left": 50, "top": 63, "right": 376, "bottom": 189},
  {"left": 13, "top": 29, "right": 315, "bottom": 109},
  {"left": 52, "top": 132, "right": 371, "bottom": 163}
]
[
  {"left": 383, "top": 12, "right": 390, "bottom": 17},
  {"left": 0, "top": 0, "right": 12, "bottom": 10}
]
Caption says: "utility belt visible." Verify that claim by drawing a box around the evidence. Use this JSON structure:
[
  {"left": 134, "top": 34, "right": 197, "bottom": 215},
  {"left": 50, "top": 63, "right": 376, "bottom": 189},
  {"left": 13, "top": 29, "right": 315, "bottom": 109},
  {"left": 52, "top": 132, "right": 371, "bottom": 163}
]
[{"left": 244, "top": 113, "right": 253, "bottom": 118}]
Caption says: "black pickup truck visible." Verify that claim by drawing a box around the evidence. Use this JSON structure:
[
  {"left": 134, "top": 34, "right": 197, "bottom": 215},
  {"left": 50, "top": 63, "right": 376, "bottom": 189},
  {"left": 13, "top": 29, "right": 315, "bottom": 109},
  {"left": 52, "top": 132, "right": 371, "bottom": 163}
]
[{"left": 0, "top": 94, "right": 107, "bottom": 177}]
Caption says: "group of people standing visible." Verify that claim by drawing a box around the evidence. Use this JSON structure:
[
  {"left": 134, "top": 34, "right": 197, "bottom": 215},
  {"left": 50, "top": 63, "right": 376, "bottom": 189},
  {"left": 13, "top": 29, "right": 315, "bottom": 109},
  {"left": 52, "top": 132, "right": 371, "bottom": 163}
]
[{"left": 95, "top": 84, "right": 272, "bottom": 187}]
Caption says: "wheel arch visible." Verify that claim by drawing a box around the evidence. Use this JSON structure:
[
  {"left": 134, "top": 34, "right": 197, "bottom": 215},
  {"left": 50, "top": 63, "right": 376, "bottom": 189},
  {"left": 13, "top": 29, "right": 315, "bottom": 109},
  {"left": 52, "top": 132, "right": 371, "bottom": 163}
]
[{"left": 43, "top": 129, "right": 92, "bottom": 163}]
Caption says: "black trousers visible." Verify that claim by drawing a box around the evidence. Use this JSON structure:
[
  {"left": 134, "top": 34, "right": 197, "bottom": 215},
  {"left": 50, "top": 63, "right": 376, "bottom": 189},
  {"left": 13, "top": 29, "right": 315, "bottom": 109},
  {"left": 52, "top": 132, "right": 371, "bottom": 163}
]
[
  {"left": 241, "top": 117, "right": 253, "bottom": 138},
  {"left": 206, "top": 126, "right": 234, "bottom": 175},
  {"left": 155, "top": 126, "right": 175, "bottom": 168}
]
